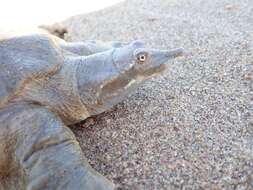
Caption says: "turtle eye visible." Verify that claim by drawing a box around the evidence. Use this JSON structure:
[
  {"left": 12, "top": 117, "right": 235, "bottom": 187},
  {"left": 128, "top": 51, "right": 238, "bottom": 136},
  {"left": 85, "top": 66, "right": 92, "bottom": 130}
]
[{"left": 137, "top": 53, "right": 147, "bottom": 64}]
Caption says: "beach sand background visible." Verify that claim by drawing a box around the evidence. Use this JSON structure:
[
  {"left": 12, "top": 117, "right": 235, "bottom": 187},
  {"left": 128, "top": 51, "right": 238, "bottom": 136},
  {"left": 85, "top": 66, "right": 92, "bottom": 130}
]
[{"left": 55, "top": 0, "right": 252, "bottom": 189}]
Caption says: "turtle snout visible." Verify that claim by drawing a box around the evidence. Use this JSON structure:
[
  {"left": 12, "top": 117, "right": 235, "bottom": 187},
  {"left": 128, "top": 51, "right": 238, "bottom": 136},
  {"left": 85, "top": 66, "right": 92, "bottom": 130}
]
[
  {"left": 150, "top": 48, "right": 184, "bottom": 67},
  {"left": 165, "top": 48, "right": 184, "bottom": 59},
  {"left": 151, "top": 48, "right": 183, "bottom": 67}
]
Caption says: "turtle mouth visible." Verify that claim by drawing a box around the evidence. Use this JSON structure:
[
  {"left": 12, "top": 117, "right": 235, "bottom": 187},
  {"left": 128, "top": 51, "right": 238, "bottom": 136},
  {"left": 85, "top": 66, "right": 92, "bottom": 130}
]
[{"left": 142, "top": 64, "right": 167, "bottom": 78}]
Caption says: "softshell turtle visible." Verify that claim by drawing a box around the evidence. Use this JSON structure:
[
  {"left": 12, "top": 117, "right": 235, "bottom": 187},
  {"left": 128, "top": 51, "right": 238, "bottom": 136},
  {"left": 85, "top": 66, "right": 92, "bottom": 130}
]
[{"left": 0, "top": 32, "right": 183, "bottom": 190}]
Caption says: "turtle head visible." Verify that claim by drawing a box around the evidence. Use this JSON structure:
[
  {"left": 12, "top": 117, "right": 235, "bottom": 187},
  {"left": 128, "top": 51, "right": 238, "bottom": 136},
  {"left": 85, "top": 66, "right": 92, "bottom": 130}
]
[
  {"left": 112, "top": 40, "right": 183, "bottom": 78},
  {"left": 76, "top": 40, "right": 183, "bottom": 115}
]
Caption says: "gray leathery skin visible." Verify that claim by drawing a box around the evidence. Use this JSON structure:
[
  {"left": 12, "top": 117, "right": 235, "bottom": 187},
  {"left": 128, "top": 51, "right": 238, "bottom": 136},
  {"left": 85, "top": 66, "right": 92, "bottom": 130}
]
[
  {"left": 0, "top": 33, "right": 182, "bottom": 189},
  {"left": 0, "top": 104, "right": 114, "bottom": 190}
]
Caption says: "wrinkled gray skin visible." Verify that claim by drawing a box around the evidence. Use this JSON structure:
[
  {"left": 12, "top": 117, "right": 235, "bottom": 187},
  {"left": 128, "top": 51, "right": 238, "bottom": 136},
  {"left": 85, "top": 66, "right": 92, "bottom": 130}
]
[{"left": 0, "top": 33, "right": 183, "bottom": 190}]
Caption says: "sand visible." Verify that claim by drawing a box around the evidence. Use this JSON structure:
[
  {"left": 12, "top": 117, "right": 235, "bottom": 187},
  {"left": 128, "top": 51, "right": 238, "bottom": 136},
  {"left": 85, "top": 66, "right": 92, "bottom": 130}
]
[{"left": 58, "top": 0, "right": 252, "bottom": 189}]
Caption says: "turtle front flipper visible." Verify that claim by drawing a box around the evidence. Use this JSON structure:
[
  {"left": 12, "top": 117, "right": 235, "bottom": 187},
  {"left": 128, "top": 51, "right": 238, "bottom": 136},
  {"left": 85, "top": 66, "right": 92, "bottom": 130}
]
[{"left": 0, "top": 104, "right": 114, "bottom": 190}]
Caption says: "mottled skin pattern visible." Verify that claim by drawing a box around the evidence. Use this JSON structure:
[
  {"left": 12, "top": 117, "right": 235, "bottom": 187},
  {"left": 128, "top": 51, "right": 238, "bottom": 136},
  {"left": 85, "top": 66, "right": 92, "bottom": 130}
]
[{"left": 0, "top": 33, "right": 182, "bottom": 190}]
